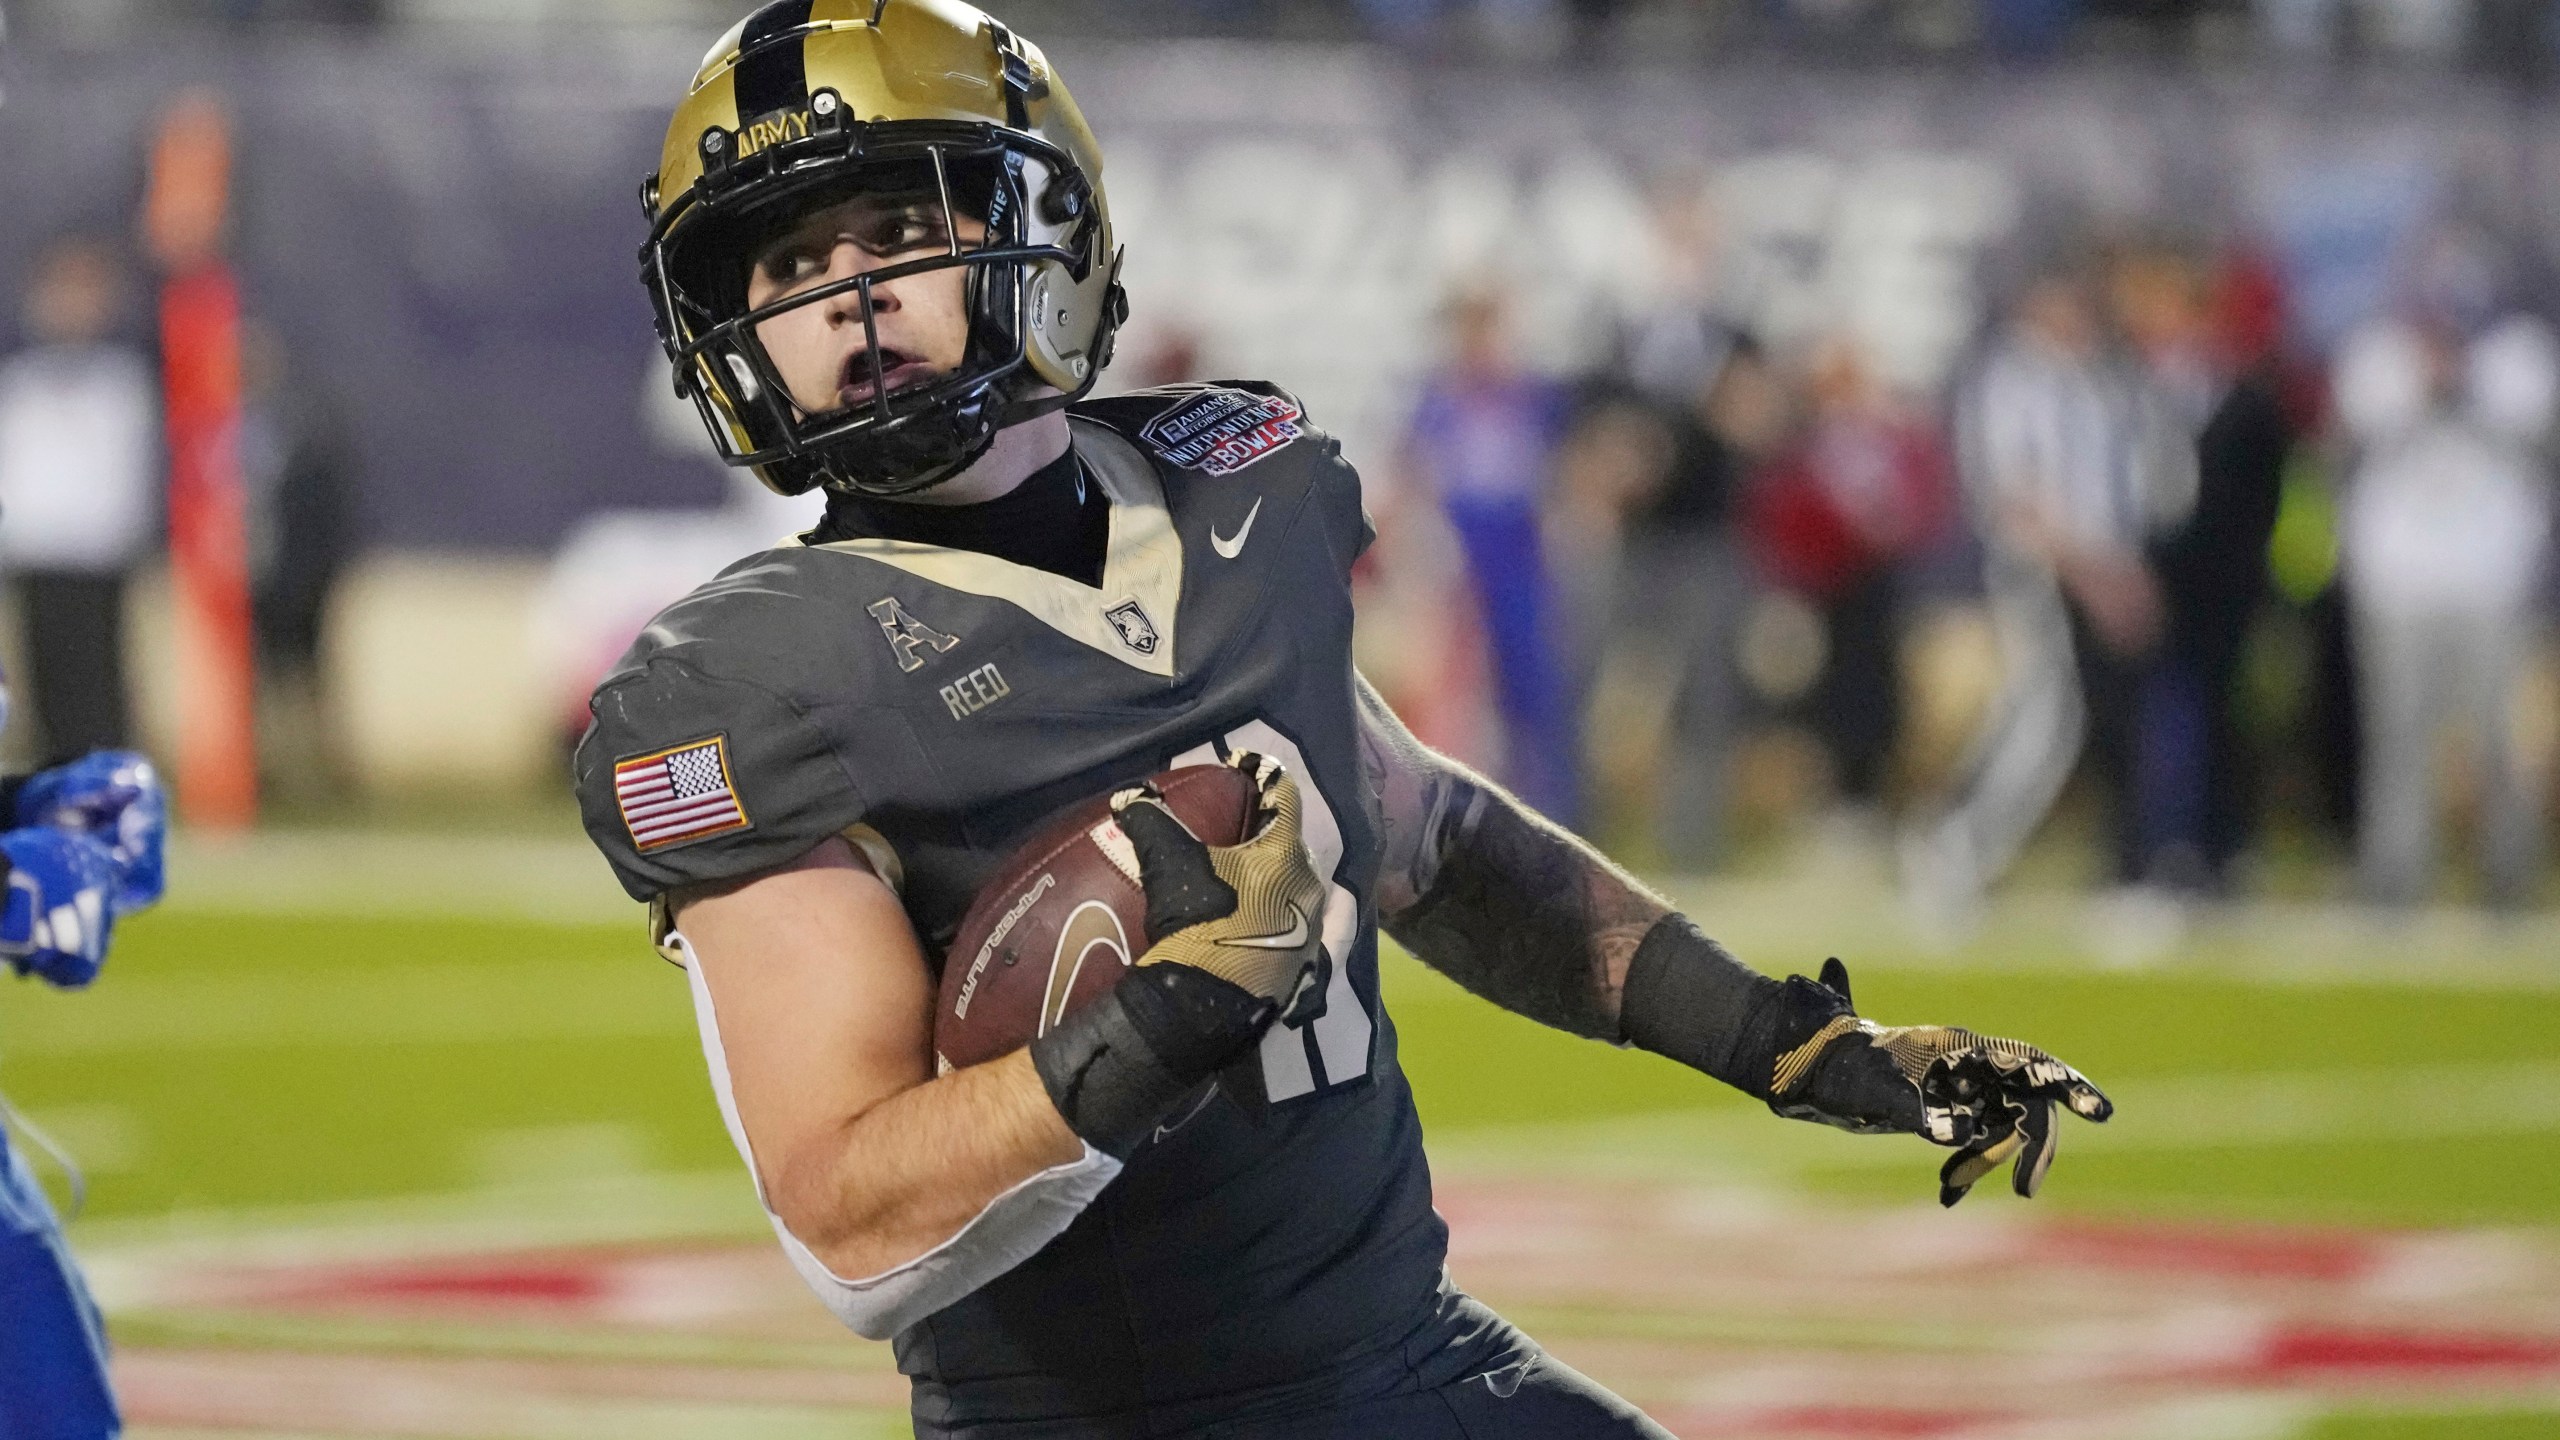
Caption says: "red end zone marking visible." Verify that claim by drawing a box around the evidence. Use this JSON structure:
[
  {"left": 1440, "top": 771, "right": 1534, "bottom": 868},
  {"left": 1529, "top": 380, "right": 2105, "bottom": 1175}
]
[
  {"left": 242, "top": 1251, "right": 631, "bottom": 1311},
  {"left": 2027, "top": 1218, "right": 2385, "bottom": 1282},
  {"left": 1738, "top": 1406, "right": 2009, "bottom": 1437},
  {"left": 325, "top": 1262, "right": 610, "bottom": 1305},
  {"left": 2241, "top": 1325, "right": 2560, "bottom": 1380}
]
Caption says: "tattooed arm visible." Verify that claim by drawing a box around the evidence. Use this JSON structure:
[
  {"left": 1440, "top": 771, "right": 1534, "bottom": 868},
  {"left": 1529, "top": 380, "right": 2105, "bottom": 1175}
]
[
  {"left": 1361, "top": 670, "right": 1946, "bottom": 1095},
  {"left": 1357, "top": 671, "right": 1783, "bottom": 1082},
  {"left": 1358, "top": 674, "right": 1665, "bottom": 1041},
  {"left": 1356, "top": 674, "right": 2116, "bottom": 1206}
]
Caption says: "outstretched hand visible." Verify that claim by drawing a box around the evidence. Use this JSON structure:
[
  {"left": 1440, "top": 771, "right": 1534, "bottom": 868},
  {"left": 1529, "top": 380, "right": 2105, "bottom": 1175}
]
[{"left": 1765, "top": 958, "right": 2113, "bottom": 1206}]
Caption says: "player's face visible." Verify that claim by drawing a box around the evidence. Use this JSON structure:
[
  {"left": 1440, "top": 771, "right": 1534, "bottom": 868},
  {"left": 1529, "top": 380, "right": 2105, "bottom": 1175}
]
[{"left": 743, "top": 191, "right": 985, "bottom": 417}]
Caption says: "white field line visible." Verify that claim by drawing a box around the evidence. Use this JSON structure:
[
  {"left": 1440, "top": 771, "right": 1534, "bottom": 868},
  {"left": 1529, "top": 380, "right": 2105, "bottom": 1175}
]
[
  {"left": 31, "top": 928, "right": 2548, "bottom": 1055},
  {"left": 161, "top": 829, "right": 634, "bottom": 925},
  {"left": 2, "top": 960, "right": 691, "bottom": 1056},
  {"left": 1430, "top": 1059, "right": 2560, "bottom": 1180},
  {"left": 23, "top": 954, "right": 2420, "bottom": 1061},
  {"left": 73, "top": 1059, "right": 2560, "bottom": 1286},
  {"left": 125, "top": 1431, "right": 353, "bottom": 1440},
  {"left": 157, "top": 830, "right": 2560, "bottom": 989},
  {"left": 1660, "top": 875, "right": 2560, "bottom": 991},
  {"left": 78, "top": 1168, "right": 770, "bottom": 1308},
  {"left": 126, "top": 1430, "right": 362, "bottom": 1440},
  {"left": 119, "top": 1359, "right": 907, "bottom": 1440}
]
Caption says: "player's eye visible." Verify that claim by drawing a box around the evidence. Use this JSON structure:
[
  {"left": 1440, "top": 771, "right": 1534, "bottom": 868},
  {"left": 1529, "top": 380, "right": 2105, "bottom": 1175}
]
[
  {"left": 858, "top": 208, "right": 947, "bottom": 257},
  {"left": 758, "top": 242, "right": 831, "bottom": 289}
]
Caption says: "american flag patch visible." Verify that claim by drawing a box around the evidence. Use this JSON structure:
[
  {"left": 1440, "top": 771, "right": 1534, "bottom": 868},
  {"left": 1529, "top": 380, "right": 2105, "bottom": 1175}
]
[{"left": 615, "top": 736, "right": 751, "bottom": 852}]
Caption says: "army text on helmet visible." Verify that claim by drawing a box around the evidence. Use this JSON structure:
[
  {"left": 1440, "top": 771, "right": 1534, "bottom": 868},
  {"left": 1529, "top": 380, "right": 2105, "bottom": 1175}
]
[{"left": 639, "top": 0, "right": 1129, "bottom": 500}]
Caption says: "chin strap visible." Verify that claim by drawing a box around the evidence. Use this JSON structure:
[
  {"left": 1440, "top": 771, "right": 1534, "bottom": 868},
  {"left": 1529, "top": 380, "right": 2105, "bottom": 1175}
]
[{"left": 812, "top": 402, "right": 1004, "bottom": 498}]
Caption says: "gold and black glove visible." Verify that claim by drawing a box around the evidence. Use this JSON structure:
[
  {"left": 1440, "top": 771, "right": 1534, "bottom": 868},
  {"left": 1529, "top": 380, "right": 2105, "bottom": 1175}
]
[
  {"left": 1030, "top": 754, "right": 1327, "bottom": 1155},
  {"left": 1111, "top": 753, "right": 1329, "bottom": 1021},
  {"left": 1620, "top": 916, "right": 2111, "bottom": 1207},
  {"left": 1765, "top": 958, "right": 2113, "bottom": 1206}
]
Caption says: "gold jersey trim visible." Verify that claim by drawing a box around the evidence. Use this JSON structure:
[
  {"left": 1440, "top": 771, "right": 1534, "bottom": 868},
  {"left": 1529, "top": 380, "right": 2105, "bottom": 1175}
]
[{"left": 804, "top": 419, "right": 1184, "bottom": 677}]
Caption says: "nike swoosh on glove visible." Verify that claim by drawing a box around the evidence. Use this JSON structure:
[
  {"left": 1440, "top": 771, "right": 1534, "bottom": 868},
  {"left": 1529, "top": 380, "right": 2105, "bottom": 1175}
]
[
  {"left": 1109, "top": 752, "right": 1330, "bottom": 1022},
  {"left": 1765, "top": 958, "right": 2114, "bottom": 1206},
  {"left": 1108, "top": 754, "right": 1332, "bottom": 1119}
]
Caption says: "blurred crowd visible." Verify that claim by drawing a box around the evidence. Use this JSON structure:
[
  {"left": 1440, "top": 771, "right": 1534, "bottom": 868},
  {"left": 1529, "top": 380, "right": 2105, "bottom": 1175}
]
[
  {"left": 2, "top": 11, "right": 2556, "bottom": 912},
  {"left": 1360, "top": 193, "right": 2560, "bottom": 914},
  {"left": 16, "top": 0, "right": 2560, "bottom": 72},
  {"left": 0, "top": 235, "right": 358, "bottom": 802},
  {"left": 7, "top": 189, "right": 2559, "bottom": 912},
  {"left": 1339, "top": 0, "right": 2560, "bottom": 66}
]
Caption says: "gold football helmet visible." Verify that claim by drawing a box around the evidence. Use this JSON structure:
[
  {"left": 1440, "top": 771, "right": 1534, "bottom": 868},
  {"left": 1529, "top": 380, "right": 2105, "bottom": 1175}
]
[{"left": 642, "top": 0, "right": 1126, "bottom": 496}]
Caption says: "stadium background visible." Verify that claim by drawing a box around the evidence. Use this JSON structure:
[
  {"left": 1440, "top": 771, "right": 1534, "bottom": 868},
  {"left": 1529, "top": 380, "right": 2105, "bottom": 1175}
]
[{"left": 5, "top": 0, "right": 2560, "bottom": 1434}]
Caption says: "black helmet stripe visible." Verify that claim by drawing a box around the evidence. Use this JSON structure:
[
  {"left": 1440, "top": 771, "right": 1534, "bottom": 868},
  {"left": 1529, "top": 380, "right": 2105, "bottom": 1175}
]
[
  {"left": 733, "top": 0, "right": 817, "bottom": 122},
  {"left": 645, "top": 3, "right": 1124, "bottom": 498}
]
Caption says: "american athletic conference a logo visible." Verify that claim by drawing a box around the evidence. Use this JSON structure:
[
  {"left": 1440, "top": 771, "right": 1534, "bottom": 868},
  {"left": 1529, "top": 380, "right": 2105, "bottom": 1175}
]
[{"left": 869, "top": 597, "right": 961, "bottom": 673}]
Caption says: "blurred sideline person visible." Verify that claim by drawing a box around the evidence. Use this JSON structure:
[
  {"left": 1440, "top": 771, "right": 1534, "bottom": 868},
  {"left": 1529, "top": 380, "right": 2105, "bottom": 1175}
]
[
  {"left": 1545, "top": 388, "right": 1670, "bottom": 837},
  {"left": 575, "top": 5, "right": 2113, "bottom": 1436},
  {"left": 2116, "top": 249, "right": 2291, "bottom": 894},
  {"left": 0, "top": 714, "right": 170, "bottom": 1438},
  {"left": 1745, "top": 336, "right": 1954, "bottom": 825},
  {"left": 1603, "top": 193, "right": 1766, "bottom": 866},
  {"left": 1908, "top": 266, "right": 2196, "bottom": 922},
  {"left": 2332, "top": 311, "right": 2557, "bottom": 906},
  {"left": 0, "top": 239, "right": 158, "bottom": 760},
  {"left": 239, "top": 324, "right": 359, "bottom": 802},
  {"left": 1620, "top": 336, "right": 1777, "bottom": 868},
  {"left": 1402, "top": 286, "right": 1581, "bottom": 824}
]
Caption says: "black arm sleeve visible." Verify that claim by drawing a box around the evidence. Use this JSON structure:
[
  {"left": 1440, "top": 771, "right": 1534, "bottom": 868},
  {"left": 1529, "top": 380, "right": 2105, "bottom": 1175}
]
[{"left": 1618, "top": 913, "right": 1844, "bottom": 1100}]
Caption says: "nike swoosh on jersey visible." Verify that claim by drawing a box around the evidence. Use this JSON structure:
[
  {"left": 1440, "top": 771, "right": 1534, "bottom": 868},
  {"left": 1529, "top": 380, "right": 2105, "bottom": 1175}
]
[
  {"left": 1209, "top": 497, "right": 1263, "bottom": 559},
  {"left": 1222, "top": 900, "right": 1311, "bottom": 950}
]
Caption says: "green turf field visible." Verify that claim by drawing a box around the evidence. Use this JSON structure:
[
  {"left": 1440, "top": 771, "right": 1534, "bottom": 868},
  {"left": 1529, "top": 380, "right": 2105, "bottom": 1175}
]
[
  {"left": 4, "top": 843, "right": 2557, "bottom": 1437},
  {"left": 10, "top": 903, "right": 2556, "bottom": 1229}
]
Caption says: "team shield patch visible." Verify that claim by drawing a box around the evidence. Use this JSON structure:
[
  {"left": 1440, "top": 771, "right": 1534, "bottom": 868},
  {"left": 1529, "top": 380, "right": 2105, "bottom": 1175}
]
[
  {"left": 1138, "top": 388, "right": 1305, "bottom": 476},
  {"left": 615, "top": 736, "right": 751, "bottom": 852},
  {"left": 1103, "top": 600, "right": 1160, "bottom": 655}
]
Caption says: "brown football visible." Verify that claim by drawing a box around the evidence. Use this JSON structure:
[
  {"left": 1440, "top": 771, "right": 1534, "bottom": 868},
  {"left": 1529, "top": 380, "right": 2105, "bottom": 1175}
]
[{"left": 934, "top": 764, "right": 1254, "bottom": 1073}]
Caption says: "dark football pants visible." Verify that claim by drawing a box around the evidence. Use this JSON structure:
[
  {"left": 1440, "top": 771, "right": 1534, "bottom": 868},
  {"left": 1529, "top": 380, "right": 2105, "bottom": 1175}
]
[
  {"left": 913, "top": 1350, "right": 1674, "bottom": 1440},
  {"left": 1199, "top": 1352, "right": 1673, "bottom": 1440}
]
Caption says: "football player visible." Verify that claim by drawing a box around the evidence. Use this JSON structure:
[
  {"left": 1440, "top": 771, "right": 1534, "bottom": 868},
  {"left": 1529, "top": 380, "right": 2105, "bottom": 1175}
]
[
  {"left": 577, "top": 4, "right": 2113, "bottom": 1435},
  {"left": 0, "top": 737, "right": 168, "bottom": 1439}
]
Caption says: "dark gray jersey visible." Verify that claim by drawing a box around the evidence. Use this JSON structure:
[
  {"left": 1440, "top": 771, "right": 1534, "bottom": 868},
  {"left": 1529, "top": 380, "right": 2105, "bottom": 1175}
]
[{"left": 574, "top": 384, "right": 1472, "bottom": 1428}]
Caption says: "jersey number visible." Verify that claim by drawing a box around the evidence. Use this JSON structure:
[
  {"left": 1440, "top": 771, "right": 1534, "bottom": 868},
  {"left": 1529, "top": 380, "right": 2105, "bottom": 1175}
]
[{"left": 1169, "top": 723, "right": 1376, "bottom": 1102}]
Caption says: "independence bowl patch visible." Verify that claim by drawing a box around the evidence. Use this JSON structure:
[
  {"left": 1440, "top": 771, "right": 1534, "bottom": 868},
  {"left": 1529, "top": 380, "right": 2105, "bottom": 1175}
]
[
  {"left": 615, "top": 736, "right": 752, "bottom": 852},
  {"left": 1138, "top": 388, "right": 1305, "bottom": 476}
]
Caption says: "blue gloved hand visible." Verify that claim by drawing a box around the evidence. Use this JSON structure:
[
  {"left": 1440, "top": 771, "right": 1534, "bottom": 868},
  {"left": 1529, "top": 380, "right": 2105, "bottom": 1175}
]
[
  {"left": 0, "top": 827, "right": 123, "bottom": 988},
  {"left": 17, "top": 750, "right": 166, "bottom": 912}
]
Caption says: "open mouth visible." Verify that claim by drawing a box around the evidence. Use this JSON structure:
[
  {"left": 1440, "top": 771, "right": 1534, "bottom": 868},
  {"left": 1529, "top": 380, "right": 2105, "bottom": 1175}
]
[{"left": 838, "top": 346, "right": 938, "bottom": 408}]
